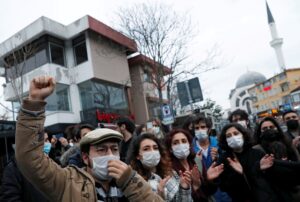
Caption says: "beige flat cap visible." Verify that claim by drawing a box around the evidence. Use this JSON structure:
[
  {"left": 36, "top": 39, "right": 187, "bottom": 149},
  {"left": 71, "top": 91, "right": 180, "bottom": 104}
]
[{"left": 80, "top": 128, "right": 123, "bottom": 149}]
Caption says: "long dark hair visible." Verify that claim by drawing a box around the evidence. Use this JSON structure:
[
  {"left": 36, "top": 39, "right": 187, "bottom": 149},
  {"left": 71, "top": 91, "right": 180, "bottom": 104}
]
[
  {"left": 255, "top": 117, "right": 284, "bottom": 144},
  {"left": 165, "top": 129, "right": 195, "bottom": 173},
  {"left": 219, "top": 123, "right": 253, "bottom": 152},
  {"left": 255, "top": 117, "right": 298, "bottom": 161},
  {"left": 127, "top": 133, "right": 172, "bottom": 180}
]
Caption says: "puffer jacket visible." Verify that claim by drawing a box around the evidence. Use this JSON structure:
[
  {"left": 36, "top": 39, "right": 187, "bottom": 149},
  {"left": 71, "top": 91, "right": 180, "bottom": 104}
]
[{"left": 15, "top": 99, "right": 164, "bottom": 202}]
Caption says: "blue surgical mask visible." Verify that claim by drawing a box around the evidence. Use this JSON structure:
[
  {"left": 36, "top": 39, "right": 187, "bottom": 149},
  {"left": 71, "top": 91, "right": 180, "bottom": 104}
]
[{"left": 43, "top": 142, "right": 51, "bottom": 155}]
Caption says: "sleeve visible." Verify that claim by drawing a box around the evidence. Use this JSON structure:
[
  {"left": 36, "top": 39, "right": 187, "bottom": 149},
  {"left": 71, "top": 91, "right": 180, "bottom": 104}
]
[
  {"left": 264, "top": 160, "right": 300, "bottom": 186},
  {"left": 0, "top": 162, "right": 23, "bottom": 202},
  {"left": 15, "top": 99, "right": 68, "bottom": 201},
  {"left": 116, "top": 166, "right": 164, "bottom": 202}
]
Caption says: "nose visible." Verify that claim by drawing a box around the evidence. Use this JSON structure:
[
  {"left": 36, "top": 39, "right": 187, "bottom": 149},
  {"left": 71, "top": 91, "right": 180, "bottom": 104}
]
[{"left": 106, "top": 148, "right": 114, "bottom": 155}]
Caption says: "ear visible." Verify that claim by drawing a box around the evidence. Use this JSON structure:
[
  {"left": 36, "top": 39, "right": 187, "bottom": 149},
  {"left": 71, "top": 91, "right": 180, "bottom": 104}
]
[
  {"left": 81, "top": 152, "right": 90, "bottom": 167},
  {"left": 121, "top": 124, "right": 126, "bottom": 130}
]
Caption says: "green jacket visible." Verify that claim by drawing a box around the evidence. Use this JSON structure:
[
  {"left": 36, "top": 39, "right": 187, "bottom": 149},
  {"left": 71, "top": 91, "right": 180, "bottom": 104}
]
[{"left": 15, "top": 99, "right": 164, "bottom": 202}]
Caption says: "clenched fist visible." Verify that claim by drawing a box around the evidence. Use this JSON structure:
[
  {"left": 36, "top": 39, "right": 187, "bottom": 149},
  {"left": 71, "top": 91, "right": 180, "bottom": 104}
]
[{"left": 29, "top": 76, "right": 56, "bottom": 101}]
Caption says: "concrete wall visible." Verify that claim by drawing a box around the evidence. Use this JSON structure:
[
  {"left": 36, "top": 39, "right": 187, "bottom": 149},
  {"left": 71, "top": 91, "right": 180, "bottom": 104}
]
[
  {"left": 129, "top": 64, "right": 149, "bottom": 124},
  {"left": 88, "top": 32, "right": 131, "bottom": 86}
]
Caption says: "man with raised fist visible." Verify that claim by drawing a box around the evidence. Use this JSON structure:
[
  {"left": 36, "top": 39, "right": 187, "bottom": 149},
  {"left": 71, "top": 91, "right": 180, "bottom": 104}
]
[{"left": 15, "top": 76, "right": 163, "bottom": 202}]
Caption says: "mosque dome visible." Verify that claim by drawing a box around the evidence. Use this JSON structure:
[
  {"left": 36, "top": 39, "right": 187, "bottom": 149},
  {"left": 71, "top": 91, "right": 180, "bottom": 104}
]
[{"left": 235, "top": 71, "right": 266, "bottom": 89}]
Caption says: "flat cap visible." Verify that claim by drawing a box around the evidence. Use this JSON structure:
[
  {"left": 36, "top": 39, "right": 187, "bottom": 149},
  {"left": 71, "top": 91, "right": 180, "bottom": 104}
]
[{"left": 80, "top": 128, "right": 123, "bottom": 149}]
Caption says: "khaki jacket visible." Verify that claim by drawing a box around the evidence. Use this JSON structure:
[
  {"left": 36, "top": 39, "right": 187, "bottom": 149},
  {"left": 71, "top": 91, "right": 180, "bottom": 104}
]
[{"left": 15, "top": 99, "right": 164, "bottom": 202}]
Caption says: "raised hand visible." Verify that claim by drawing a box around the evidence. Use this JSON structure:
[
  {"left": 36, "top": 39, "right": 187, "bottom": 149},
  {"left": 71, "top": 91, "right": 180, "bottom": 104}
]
[
  {"left": 157, "top": 176, "right": 171, "bottom": 198},
  {"left": 179, "top": 170, "right": 192, "bottom": 189},
  {"left": 190, "top": 165, "right": 201, "bottom": 191},
  {"left": 260, "top": 154, "right": 275, "bottom": 170},
  {"left": 206, "top": 162, "right": 224, "bottom": 181},
  {"left": 107, "top": 159, "right": 129, "bottom": 181},
  {"left": 227, "top": 157, "right": 243, "bottom": 174},
  {"left": 292, "top": 136, "right": 300, "bottom": 148},
  {"left": 29, "top": 76, "right": 56, "bottom": 101}
]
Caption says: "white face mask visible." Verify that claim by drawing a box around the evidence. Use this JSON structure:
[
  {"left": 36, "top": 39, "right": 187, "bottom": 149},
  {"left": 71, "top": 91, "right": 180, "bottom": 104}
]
[
  {"left": 140, "top": 150, "right": 161, "bottom": 168},
  {"left": 172, "top": 143, "right": 190, "bottom": 159},
  {"left": 153, "top": 126, "right": 160, "bottom": 134},
  {"left": 226, "top": 134, "right": 244, "bottom": 150},
  {"left": 237, "top": 120, "right": 247, "bottom": 128},
  {"left": 195, "top": 130, "right": 208, "bottom": 141},
  {"left": 91, "top": 155, "right": 119, "bottom": 181}
]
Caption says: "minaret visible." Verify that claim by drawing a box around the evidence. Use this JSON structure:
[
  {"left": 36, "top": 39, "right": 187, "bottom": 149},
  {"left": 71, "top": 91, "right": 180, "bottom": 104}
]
[{"left": 266, "top": 1, "right": 286, "bottom": 71}]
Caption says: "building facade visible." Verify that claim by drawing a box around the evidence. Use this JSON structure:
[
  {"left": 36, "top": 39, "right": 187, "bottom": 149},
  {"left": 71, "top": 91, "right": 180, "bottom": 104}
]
[
  {"left": 248, "top": 68, "right": 300, "bottom": 117},
  {"left": 0, "top": 16, "right": 167, "bottom": 132},
  {"left": 128, "top": 54, "right": 169, "bottom": 124}
]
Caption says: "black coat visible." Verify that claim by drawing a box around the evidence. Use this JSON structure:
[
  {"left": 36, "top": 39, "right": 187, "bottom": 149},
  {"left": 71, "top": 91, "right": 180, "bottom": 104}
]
[
  {"left": 0, "top": 158, "right": 49, "bottom": 202},
  {"left": 217, "top": 148, "right": 282, "bottom": 202}
]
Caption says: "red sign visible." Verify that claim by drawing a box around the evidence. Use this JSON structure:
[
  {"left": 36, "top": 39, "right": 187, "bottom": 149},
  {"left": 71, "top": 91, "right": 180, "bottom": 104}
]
[
  {"left": 263, "top": 86, "right": 272, "bottom": 91},
  {"left": 96, "top": 109, "right": 134, "bottom": 123}
]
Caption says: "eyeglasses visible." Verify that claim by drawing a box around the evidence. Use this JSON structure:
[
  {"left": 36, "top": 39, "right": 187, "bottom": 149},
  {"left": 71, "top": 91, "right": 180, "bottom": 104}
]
[{"left": 261, "top": 125, "right": 276, "bottom": 132}]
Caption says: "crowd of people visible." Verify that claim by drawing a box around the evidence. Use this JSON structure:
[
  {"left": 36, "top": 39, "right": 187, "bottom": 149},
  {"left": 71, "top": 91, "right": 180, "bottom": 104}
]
[{"left": 1, "top": 75, "right": 300, "bottom": 202}]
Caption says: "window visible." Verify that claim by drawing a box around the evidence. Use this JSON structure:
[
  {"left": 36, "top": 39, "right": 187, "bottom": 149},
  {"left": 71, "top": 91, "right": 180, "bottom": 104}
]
[
  {"left": 78, "top": 80, "right": 129, "bottom": 113},
  {"left": 236, "top": 98, "right": 240, "bottom": 107},
  {"left": 35, "top": 49, "right": 48, "bottom": 67},
  {"left": 280, "top": 82, "right": 289, "bottom": 92},
  {"left": 143, "top": 70, "right": 152, "bottom": 82},
  {"left": 73, "top": 35, "right": 88, "bottom": 65},
  {"left": 282, "top": 95, "right": 291, "bottom": 104},
  {"left": 239, "top": 91, "right": 246, "bottom": 97},
  {"left": 279, "top": 73, "right": 287, "bottom": 80},
  {"left": 46, "top": 84, "right": 70, "bottom": 111},
  {"left": 50, "top": 43, "right": 65, "bottom": 66},
  {"left": 292, "top": 93, "right": 300, "bottom": 103}
]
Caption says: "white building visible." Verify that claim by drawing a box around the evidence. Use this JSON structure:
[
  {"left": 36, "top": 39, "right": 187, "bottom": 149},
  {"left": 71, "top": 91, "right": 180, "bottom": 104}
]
[
  {"left": 0, "top": 16, "right": 168, "bottom": 133},
  {"left": 229, "top": 71, "right": 266, "bottom": 114}
]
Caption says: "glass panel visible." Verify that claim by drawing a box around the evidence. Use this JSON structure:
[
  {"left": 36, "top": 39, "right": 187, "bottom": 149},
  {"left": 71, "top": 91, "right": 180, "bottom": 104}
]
[
  {"left": 35, "top": 49, "right": 48, "bottom": 67},
  {"left": 50, "top": 43, "right": 65, "bottom": 66},
  {"left": 74, "top": 42, "right": 88, "bottom": 65},
  {"left": 78, "top": 80, "right": 128, "bottom": 112},
  {"left": 46, "top": 84, "right": 70, "bottom": 111},
  {"left": 24, "top": 56, "right": 36, "bottom": 73}
]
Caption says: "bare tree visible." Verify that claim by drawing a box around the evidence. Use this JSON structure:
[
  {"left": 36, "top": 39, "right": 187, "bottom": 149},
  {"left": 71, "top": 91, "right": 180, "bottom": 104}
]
[
  {"left": 2, "top": 43, "right": 36, "bottom": 104},
  {"left": 117, "top": 2, "right": 221, "bottom": 110}
]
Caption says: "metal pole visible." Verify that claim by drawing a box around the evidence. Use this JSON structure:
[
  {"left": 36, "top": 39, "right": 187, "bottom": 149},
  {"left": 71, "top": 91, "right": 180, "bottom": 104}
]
[
  {"left": 5, "top": 136, "right": 8, "bottom": 162},
  {"left": 184, "top": 81, "right": 194, "bottom": 111}
]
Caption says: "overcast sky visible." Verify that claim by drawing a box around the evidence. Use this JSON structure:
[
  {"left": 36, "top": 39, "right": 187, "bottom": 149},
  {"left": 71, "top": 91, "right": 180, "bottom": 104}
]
[{"left": 0, "top": 0, "right": 300, "bottom": 112}]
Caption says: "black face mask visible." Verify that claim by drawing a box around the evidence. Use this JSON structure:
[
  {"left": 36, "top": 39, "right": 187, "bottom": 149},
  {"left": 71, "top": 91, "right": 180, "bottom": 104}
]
[
  {"left": 286, "top": 120, "right": 299, "bottom": 130},
  {"left": 260, "top": 129, "right": 281, "bottom": 142}
]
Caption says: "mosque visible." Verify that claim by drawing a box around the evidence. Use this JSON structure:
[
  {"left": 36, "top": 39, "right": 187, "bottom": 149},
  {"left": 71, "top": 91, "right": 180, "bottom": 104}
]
[{"left": 229, "top": 1, "right": 286, "bottom": 115}]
